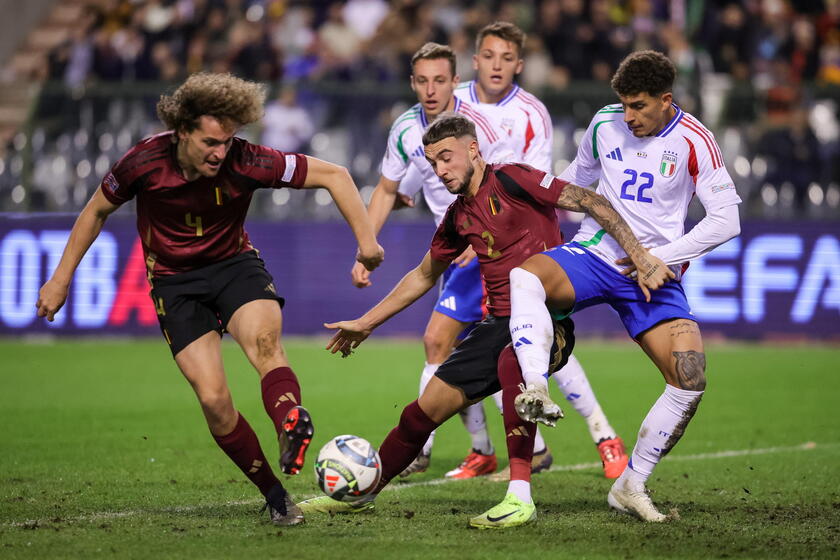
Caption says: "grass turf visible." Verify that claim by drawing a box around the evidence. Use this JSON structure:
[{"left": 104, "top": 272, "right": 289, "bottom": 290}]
[{"left": 1, "top": 338, "right": 838, "bottom": 559}]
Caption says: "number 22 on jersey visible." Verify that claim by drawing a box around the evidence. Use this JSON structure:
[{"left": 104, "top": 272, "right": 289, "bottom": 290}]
[{"left": 620, "top": 169, "right": 654, "bottom": 203}]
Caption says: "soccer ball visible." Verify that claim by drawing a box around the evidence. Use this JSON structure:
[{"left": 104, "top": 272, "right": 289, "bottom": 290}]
[{"left": 314, "top": 435, "right": 382, "bottom": 502}]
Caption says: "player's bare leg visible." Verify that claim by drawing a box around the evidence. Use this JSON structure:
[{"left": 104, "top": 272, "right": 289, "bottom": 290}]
[
  {"left": 609, "top": 319, "right": 705, "bottom": 522},
  {"left": 401, "top": 311, "right": 496, "bottom": 479},
  {"left": 175, "top": 331, "right": 302, "bottom": 525},
  {"left": 227, "top": 299, "right": 313, "bottom": 476}
]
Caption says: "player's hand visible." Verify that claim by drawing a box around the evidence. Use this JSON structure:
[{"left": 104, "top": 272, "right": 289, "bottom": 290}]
[
  {"left": 36, "top": 280, "right": 69, "bottom": 322},
  {"left": 392, "top": 193, "right": 415, "bottom": 210},
  {"left": 453, "top": 245, "right": 477, "bottom": 268},
  {"left": 351, "top": 260, "right": 372, "bottom": 288},
  {"left": 616, "top": 252, "right": 675, "bottom": 302},
  {"left": 324, "top": 319, "right": 372, "bottom": 357},
  {"left": 356, "top": 243, "right": 384, "bottom": 272}
]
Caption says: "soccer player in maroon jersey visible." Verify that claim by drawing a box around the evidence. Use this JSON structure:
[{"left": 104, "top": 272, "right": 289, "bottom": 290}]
[
  {"left": 298, "top": 113, "right": 671, "bottom": 528},
  {"left": 35, "top": 73, "right": 384, "bottom": 526}
]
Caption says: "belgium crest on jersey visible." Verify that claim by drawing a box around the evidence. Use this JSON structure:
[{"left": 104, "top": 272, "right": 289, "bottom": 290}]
[{"left": 660, "top": 150, "right": 678, "bottom": 177}]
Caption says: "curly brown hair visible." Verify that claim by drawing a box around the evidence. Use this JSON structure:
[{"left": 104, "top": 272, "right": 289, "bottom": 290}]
[
  {"left": 610, "top": 50, "right": 676, "bottom": 98},
  {"left": 475, "top": 21, "right": 526, "bottom": 57},
  {"left": 156, "top": 73, "right": 266, "bottom": 132}
]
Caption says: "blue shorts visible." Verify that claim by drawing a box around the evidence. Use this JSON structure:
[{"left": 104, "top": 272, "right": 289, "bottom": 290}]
[
  {"left": 434, "top": 258, "right": 485, "bottom": 324},
  {"left": 543, "top": 242, "right": 695, "bottom": 339}
]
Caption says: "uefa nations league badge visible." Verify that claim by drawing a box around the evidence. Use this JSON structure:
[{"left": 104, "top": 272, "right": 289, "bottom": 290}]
[{"left": 660, "top": 150, "right": 678, "bottom": 177}]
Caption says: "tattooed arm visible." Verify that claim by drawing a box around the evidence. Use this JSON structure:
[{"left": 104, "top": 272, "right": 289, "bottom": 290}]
[{"left": 556, "top": 184, "right": 674, "bottom": 300}]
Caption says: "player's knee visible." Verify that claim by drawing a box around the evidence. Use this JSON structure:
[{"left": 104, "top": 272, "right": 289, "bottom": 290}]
[
  {"left": 423, "top": 329, "right": 453, "bottom": 363},
  {"left": 254, "top": 329, "right": 283, "bottom": 361},
  {"left": 671, "top": 349, "right": 707, "bottom": 391},
  {"left": 198, "top": 387, "right": 233, "bottom": 417}
]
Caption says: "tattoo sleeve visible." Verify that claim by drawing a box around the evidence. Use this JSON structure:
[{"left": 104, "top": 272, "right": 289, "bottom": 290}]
[{"left": 556, "top": 184, "right": 646, "bottom": 260}]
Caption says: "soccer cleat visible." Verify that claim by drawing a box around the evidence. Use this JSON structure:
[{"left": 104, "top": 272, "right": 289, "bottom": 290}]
[
  {"left": 398, "top": 452, "right": 431, "bottom": 478},
  {"left": 445, "top": 450, "right": 498, "bottom": 479},
  {"left": 297, "top": 495, "right": 375, "bottom": 515},
  {"left": 469, "top": 492, "right": 536, "bottom": 529},
  {"left": 279, "top": 405, "right": 314, "bottom": 475},
  {"left": 514, "top": 384, "right": 564, "bottom": 427},
  {"left": 487, "top": 448, "right": 553, "bottom": 481},
  {"left": 597, "top": 437, "right": 629, "bottom": 479},
  {"left": 262, "top": 484, "right": 304, "bottom": 526},
  {"left": 607, "top": 478, "right": 667, "bottom": 522}
]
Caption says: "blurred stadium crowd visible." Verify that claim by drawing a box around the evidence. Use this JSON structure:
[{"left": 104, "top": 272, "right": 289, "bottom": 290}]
[{"left": 1, "top": 0, "right": 838, "bottom": 220}]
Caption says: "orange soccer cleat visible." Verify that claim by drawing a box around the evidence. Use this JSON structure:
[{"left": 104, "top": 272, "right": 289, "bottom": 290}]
[
  {"left": 597, "top": 436, "right": 629, "bottom": 479},
  {"left": 445, "top": 449, "right": 498, "bottom": 479}
]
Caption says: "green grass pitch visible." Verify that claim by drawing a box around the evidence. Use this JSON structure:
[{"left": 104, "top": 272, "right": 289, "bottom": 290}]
[{"left": 1, "top": 338, "right": 838, "bottom": 559}]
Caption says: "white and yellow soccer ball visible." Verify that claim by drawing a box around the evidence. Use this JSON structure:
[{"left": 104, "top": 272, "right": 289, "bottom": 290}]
[{"left": 314, "top": 435, "right": 382, "bottom": 502}]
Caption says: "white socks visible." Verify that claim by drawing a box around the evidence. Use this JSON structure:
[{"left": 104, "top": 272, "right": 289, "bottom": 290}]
[
  {"left": 552, "top": 354, "right": 617, "bottom": 443},
  {"left": 623, "top": 384, "right": 705, "bottom": 487},
  {"left": 419, "top": 362, "right": 439, "bottom": 456},
  {"left": 509, "top": 268, "right": 554, "bottom": 390},
  {"left": 459, "top": 403, "right": 494, "bottom": 455},
  {"left": 507, "top": 479, "right": 533, "bottom": 504}
]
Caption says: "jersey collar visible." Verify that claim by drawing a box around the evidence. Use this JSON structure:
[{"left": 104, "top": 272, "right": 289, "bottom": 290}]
[
  {"left": 469, "top": 80, "right": 520, "bottom": 106},
  {"left": 420, "top": 97, "right": 462, "bottom": 128},
  {"left": 655, "top": 103, "right": 684, "bottom": 137}
]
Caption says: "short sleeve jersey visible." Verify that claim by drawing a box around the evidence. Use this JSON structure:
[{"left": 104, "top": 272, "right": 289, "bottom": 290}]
[
  {"left": 100, "top": 132, "right": 308, "bottom": 276},
  {"left": 562, "top": 103, "right": 742, "bottom": 270},
  {"left": 455, "top": 81, "right": 553, "bottom": 173},
  {"left": 430, "top": 163, "right": 566, "bottom": 316},
  {"left": 382, "top": 98, "right": 516, "bottom": 226}
]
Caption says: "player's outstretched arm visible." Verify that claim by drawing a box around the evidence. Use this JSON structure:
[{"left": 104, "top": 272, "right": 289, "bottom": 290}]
[
  {"left": 556, "top": 183, "right": 674, "bottom": 301},
  {"left": 303, "top": 156, "right": 384, "bottom": 271},
  {"left": 325, "top": 251, "right": 449, "bottom": 357},
  {"left": 350, "top": 175, "right": 401, "bottom": 288},
  {"left": 36, "top": 189, "right": 121, "bottom": 321}
]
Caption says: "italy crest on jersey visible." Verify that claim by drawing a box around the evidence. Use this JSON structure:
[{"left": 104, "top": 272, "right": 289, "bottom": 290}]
[
  {"left": 501, "top": 118, "right": 515, "bottom": 137},
  {"left": 660, "top": 151, "right": 678, "bottom": 177}
]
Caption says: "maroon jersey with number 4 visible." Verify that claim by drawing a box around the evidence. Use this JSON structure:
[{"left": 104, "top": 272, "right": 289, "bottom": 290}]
[
  {"left": 100, "top": 131, "right": 308, "bottom": 276},
  {"left": 430, "top": 163, "right": 567, "bottom": 317}
]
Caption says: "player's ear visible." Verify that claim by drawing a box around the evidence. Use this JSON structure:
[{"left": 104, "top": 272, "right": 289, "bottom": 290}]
[
  {"left": 410, "top": 74, "right": 416, "bottom": 92},
  {"left": 453, "top": 73, "right": 460, "bottom": 87},
  {"left": 472, "top": 53, "right": 479, "bottom": 71},
  {"left": 661, "top": 92, "right": 673, "bottom": 106}
]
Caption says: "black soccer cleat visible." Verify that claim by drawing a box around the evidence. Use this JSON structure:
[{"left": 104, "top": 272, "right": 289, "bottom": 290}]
[
  {"left": 279, "top": 405, "right": 314, "bottom": 475},
  {"left": 262, "top": 483, "right": 304, "bottom": 526}
]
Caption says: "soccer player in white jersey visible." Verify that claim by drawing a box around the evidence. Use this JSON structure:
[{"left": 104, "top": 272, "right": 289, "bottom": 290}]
[
  {"left": 508, "top": 50, "right": 741, "bottom": 522},
  {"left": 449, "top": 21, "right": 629, "bottom": 481},
  {"left": 349, "top": 42, "right": 516, "bottom": 479}
]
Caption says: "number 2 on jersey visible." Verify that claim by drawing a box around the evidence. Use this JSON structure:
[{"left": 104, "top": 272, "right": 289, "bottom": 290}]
[{"left": 619, "top": 169, "right": 654, "bottom": 203}]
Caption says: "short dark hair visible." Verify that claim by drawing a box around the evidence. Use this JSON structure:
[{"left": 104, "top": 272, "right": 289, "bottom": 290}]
[
  {"left": 422, "top": 112, "right": 477, "bottom": 146},
  {"left": 610, "top": 50, "right": 676, "bottom": 98},
  {"left": 157, "top": 72, "right": 266, "bottom": 132},
  {"left": 476, "top": 21, "right": 526, "bottom": 57},
  {"left": 411, "top": 42, "right": 457, "bottom": 77}
]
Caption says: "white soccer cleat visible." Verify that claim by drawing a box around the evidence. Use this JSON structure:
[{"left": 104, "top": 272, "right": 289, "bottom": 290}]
[
  {"left": 513, "top": 384, "right": 564, "bottom": 427},
  {"left": 607, "top": 478, "right": 667, "bottom": 522}
]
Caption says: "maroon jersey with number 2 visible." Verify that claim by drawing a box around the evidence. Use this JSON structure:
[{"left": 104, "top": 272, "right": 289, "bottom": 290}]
[
  {"left": 100, "top": 131, "right": 308, "bottom": 276},
  {"left": 430, "top": 163, "right": 567, "bottom": 317}
]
